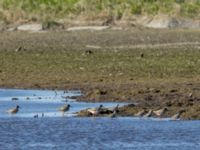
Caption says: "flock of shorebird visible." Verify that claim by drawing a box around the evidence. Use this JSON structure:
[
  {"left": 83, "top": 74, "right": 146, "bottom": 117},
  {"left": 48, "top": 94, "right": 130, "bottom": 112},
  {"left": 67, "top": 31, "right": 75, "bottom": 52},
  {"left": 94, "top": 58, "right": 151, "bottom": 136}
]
[
  {"left": 7, "top": 103, "right": 183, "bottom": 120},
  {"left": 86, "top": 105, "right": 184, "bottom": 120},
  {"left": 134, "top": 107, "right": 184, "bottom": 120},
  {"left": 6, "top": 104, "right": 118, "bottom": 118}
]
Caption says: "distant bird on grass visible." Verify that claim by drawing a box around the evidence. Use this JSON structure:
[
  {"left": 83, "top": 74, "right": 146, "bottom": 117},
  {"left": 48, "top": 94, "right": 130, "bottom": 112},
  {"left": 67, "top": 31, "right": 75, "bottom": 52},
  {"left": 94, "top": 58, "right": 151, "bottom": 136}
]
[
  {"left": 7, "top": 105, "right": 21, "bottom": 114},
  {"left": 58, "top": 104, "right": 71, "bottom": 113}
]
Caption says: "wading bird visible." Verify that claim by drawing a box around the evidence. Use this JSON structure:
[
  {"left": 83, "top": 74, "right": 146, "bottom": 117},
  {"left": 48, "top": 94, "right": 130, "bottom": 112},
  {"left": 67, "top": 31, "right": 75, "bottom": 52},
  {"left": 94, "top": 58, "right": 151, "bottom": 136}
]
[
  {"left": 153, "top": 107, "right": 168, "bottom": 117},
  {"left": 171, "top": 110, "right": 185, "bottom": 120},
  {"left": 87, "top": 105, "right": 103, "bottom": 116},
  {"left": 7, "top": 105, "right": 21, "bottom": 114},
  {"left": 135, "top": 110, "right": 146, "bottom": 117},
  {"left": 58, "top": 104, "right": 71, "bottom": 113},
  {"left": 143, "top": 109, "right": 153, "bottom": 117}
]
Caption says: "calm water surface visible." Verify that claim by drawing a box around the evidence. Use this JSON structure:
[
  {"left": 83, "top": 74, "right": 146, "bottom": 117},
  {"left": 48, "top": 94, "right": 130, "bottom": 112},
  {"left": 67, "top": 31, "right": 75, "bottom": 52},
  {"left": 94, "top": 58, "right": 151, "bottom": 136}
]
[{"left": 0, "top": 89, "right": 200, "bottom": 150}]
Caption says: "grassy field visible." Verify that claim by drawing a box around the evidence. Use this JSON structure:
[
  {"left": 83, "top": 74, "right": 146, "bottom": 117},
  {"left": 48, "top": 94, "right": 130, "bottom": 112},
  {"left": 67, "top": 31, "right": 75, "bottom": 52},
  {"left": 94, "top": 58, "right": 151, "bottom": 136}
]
[
  {"left": 0, "top": 46, "right": 200, "bottom": 88},
  {"left": 0, "top": 0, "right": 200, "bottom": 23},
  {"left": 0, "top": 29, "right": 200, "bottom": 88}
]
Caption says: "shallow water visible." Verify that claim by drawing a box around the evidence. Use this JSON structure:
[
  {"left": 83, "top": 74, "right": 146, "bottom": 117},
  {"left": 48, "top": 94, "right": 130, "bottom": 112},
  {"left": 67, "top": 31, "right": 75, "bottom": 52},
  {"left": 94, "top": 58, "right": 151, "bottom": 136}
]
[
  {"left": 0, "top": 88, "right": 123, "bottom": 118},
  {"left": 0, "top": 89, "right": 200, "bottom": 150}
]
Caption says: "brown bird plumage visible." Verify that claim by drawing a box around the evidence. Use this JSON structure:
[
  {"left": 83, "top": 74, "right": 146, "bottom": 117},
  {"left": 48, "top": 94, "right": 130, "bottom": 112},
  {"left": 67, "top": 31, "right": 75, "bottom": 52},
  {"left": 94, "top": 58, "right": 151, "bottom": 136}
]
[
  {"left": 143, "top": 109, "right": 153, "bottom": 117},
  {"left": 153, "top": 107, "right": 168, "bottom": 117},
  {"left": 7, "top": 105, "right": 20, "bottom": 114},
  {"left": 135, "top": 110, "right": 146, "bottom": 117},
  {"left": 171, "top": 110, "right": 185, "bottom": 120},
  {"left": 87, "top": 105, "right": 103, "bottom": 116}
]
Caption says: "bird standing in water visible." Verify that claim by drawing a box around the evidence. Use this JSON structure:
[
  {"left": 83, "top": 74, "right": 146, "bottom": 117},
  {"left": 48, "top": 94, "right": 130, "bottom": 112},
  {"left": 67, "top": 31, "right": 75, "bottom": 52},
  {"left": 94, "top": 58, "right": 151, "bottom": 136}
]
[
  {"left": 135, "top": 110, "right": 146, "bottom": 117},
  {"left": 143, "top": 109, "right": 153, "bottom": 117},
  {"left": 58, "top": 104, "right": 71, "bottom": 117},
  {"left": 171, "top": 110, "right": 185, "bottom": 120},
  {"left": 112, "top": 104, "right": 119, "bottom": 113},
  {"left": 153, "top": 107, "right": 168, "bottom": 117},
  {"left": 58, "top": 104, "right": 71, "bottom": 113},
  {"left": 33, "top": 114, "right": 39, "bottom": 118},
  {"left": 110, "top": 110, "right": 117, "bottom": 118},
  {"left": 7, "top": 105, "right": 21, "bottom": 114}
]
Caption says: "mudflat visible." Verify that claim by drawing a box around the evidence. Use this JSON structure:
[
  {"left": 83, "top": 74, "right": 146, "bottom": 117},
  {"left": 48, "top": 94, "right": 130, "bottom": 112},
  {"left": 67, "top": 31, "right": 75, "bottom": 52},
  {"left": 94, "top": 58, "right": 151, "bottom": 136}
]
[{"left": 0, "top": 28, "right": 200, "bottom": 119}]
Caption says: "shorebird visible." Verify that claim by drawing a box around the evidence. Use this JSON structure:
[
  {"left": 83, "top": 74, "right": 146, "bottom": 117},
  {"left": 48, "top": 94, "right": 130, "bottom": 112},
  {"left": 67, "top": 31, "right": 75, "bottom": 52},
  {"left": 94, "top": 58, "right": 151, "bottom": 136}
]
[
  {"left": 33, "top": 114, "right": 39, "bottom": 118},
  {"left": 109, "top": 104, "right": 119, "bottom": 113},
  {"left": 189, "top": 93, "right": 193, "bottom": 98},
  {"left": 171, "top": 110, "right": 185, "bottom": 120},
  {"left": 87, "top": 105, "right": 103, "bottom": 116},
  {"left": 7, "top": 105, "right": 21, "bottom": 114},
  {"left": 58, "top": 104, "right": 71, "bottom": 113},
  {"left": 135, "top": 110, "right": 146, "bottom": 117},
  {"left": 109, "top": 110, "right": 117, "bottom": 118},
  {"left": 113, "top": 104, "right": 119, "bottom": 112},
  {"left": 11, "top": 97, "right": 19, "bottom": 101},
  {"left": 153, "top": 107, "right": 168, "bottom": 117},
  {"left": 143, "top": 109, "right": 153, "bottom": 117},
  {"left": 54, "top": 90, "right": 58, "bottom": 96}
]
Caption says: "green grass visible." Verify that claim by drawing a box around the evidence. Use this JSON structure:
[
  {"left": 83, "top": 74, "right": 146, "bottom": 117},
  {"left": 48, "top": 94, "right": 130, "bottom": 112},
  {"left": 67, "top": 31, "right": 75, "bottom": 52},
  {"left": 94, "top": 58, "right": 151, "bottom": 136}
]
[
  {"left": 0, "top": 47, "right": 200, "bottom": 87},
  {"left": 0, "top": 0, "right": 200, "bottom": 23}
]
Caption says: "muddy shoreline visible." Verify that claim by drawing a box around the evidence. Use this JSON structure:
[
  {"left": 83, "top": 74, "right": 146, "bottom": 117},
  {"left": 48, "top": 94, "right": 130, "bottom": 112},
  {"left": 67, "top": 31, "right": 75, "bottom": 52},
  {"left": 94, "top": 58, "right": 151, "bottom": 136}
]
[{"left": 0, "top": 29, "right": 200, "bottom": 119}]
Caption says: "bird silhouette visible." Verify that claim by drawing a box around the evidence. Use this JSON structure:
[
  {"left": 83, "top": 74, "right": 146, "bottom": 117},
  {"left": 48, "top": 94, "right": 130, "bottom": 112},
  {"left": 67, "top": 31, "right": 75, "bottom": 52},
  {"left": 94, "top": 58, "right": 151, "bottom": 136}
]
[
  {"left": 7, "top": 105, "right": 21, "bottom": 114},
  {"left": 87, "top": 105, "right": 103, "bottom": 116}
]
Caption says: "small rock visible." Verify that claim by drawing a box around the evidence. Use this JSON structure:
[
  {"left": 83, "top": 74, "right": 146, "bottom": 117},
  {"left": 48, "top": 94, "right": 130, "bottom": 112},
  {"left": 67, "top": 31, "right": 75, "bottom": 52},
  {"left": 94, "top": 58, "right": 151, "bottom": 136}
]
[
  {"left": 15, "top": 46, "right": 26, "bottom": 52},
  {"left": 95, "top": 89, "right": 107, "bottom": 95},
  {"left": 33, "top": 114, "right": 38, "bottom": 118},
  {"left": 110, "top": 27, "right": 123, "bottom": 30},
  {"left": 11, "top": 97, "right": 19, "bottom": 101},
  {"left": 67, "top": 26, "right": 110, "bottom": 31},
  {"left": 17, "top": 24, "right": 43, "bottom": 32},
  {"left": 140, "top": 53, "right": 144, "bottom": 58},
  {"left": 84, "top": 50, "right": 93, "bottom": 55},
  {"left": 42, "top": 21, "right": 64, "bottom": 30},
  {"left": 7, "top": 27, "right": 17, "bottom": 32},
  {"left": 86, "top": 45, "right": 101, "bottom": 49},
  {"left": 170, "top": 89, "right": 178, "bottom": 93},
  {"left": 189, "top": 93, "right": 193, "bottom": 98},
  {"left": 127, "top": 103, "right": 136, "bottom": 107}
]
